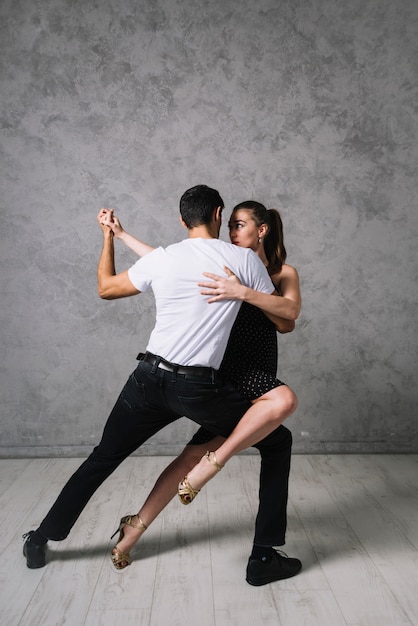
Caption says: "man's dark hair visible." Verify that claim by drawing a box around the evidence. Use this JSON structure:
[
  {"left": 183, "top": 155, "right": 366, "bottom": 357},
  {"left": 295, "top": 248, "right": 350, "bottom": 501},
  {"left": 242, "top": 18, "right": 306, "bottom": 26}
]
[{"left": 179, "top": 185, "right": 224, "bottom": 228}]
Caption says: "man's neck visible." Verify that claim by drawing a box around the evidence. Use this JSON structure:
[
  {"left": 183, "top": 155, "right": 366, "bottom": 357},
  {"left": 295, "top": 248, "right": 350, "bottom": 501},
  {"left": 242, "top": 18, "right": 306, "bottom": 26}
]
[{"left": 188, "top": 224, "right": 218, "bottom": 239}]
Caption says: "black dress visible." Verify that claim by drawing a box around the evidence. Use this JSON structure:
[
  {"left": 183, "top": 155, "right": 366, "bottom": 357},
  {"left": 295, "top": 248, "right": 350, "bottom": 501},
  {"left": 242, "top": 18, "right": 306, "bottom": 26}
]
[
  {"left": 188, "top": 302, "right": 285, "bottom": 446},
  {"left": 219, "top": 302, "right": 285, "bottom": 400}
]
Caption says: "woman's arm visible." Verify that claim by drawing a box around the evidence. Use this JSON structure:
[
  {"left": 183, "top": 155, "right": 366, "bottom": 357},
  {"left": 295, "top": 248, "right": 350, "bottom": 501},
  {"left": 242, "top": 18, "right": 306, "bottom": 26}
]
[
  {"left": 98, "top": 208, "right": 155, "bottom": 257},
  {"left": 199, "top": 265, "right": 301, "bottom": 323},
  {"left": 263, "top": 265, "right": 301, "bottom": 332}
]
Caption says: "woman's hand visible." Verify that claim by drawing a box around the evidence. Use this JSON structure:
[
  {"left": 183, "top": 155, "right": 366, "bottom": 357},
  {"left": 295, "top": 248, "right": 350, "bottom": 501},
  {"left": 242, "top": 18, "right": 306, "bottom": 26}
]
[
  {"left": 198, "top": 266, "right": 245, "bottom": 303},
  {"left": 97, "top": 208, "right": 125, "bottom": 238},
  {"left": 97, "top": 209, "right": 155, "bottom": 258},
  {"left": 97, "top": 209, "right": 114, "bottom": 237}
]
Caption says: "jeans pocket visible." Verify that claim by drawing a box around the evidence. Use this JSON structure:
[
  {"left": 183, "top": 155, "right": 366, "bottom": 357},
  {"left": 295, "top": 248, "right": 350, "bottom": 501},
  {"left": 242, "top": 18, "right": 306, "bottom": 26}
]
[{"left": 119, "top": 370, "right": 146, "bottom": 411}]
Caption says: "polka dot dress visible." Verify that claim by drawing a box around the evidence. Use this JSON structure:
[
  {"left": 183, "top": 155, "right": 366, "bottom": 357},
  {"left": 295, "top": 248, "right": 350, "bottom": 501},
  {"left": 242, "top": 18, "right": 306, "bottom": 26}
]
[{"left": 219, "top": 302, "right": 286, "bottom": 401}]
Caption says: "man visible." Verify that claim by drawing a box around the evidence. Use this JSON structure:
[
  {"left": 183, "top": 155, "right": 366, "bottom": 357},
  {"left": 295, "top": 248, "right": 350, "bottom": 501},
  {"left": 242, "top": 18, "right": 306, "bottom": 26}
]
[{"left": 23, "top": 185, "right": 301, "bottom": 585}]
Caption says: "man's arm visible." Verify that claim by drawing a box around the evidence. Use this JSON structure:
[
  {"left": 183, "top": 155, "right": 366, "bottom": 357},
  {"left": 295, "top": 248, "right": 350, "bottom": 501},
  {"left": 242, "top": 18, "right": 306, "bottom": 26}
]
[{"left": 97, "top": 221, "right": 140, "bottom": 300}]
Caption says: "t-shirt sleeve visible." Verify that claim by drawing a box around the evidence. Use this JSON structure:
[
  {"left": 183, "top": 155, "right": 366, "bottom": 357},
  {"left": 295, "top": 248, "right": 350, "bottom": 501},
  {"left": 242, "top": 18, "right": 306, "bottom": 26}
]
[
  {"left": 245, "top": 249, "right": 274, "bottom": 293},
  {"left": 127, "top": 247, "right": 162, "bottom": 292}
]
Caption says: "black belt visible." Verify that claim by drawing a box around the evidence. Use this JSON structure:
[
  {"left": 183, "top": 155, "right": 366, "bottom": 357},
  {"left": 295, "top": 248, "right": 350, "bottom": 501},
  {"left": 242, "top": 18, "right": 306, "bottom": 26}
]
[{"left": 137, "top": 352, "right": 217, "bottom": 381}]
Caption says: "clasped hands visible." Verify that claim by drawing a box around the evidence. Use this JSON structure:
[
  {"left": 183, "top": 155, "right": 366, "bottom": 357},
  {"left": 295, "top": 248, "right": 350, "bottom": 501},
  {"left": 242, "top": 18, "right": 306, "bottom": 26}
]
[{"left": 97, "top": 208, "right": 124, "bottom": 237}]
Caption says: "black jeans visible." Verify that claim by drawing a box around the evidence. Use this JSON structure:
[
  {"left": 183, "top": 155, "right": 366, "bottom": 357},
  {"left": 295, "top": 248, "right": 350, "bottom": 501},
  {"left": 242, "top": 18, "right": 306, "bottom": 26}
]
[{"left": 39, "top": 359, "right": 292, "bottom": 546}]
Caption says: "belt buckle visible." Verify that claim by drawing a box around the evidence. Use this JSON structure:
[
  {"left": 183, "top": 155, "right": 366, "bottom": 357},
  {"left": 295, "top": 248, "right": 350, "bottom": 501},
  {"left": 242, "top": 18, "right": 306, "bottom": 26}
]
[{"left": 157, "top": 360, "right": 172, "bottom": 373}]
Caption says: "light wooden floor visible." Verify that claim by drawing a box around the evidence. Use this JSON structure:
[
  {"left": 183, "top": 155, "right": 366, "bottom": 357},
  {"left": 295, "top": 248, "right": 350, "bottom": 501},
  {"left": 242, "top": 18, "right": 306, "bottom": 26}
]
[{"left": 1, "top": 454, "right": 418, "bottom": 626}]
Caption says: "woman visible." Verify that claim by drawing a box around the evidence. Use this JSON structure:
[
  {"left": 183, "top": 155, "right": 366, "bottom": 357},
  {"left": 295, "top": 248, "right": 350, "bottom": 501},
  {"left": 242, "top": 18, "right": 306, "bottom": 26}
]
[{"left": 99, "top": 201, "right": 301, "bottom": 570}]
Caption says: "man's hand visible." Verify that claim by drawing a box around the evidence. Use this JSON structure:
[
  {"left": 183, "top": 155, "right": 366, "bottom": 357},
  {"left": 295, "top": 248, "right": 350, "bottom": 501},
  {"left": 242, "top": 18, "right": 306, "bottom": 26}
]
[
  {"left": 97, "top": 208, "right": 125, "bottom": 238},
  {"left": 97, "top": 208, "right": 114, "bottom": 236},
  {"left": 198, "top": 266, "right": 246, "bottom": 303}
]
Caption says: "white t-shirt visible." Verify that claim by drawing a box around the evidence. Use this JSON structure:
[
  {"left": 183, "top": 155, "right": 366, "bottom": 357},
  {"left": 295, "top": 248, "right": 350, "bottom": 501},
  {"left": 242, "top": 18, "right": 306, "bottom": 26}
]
[{"left": 128, "top": 238, "right": 273, "bottom": 369}]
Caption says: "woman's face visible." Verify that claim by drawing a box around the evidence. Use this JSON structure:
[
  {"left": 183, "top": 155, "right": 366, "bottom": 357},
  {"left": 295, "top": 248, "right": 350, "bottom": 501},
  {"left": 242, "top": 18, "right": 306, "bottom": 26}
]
[{"left": 228, "top": 209, "right": 262, "bottom": 252}]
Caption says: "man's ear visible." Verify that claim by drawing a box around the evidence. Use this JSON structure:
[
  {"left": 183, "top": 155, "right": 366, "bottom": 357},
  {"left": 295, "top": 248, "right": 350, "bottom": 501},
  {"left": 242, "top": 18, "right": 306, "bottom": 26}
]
[
  {"left": 179, "top": 215, "right": 188, "bottom": 229},
  {"left": 214, "top": 206, "right": 223, "bottom": 222}
]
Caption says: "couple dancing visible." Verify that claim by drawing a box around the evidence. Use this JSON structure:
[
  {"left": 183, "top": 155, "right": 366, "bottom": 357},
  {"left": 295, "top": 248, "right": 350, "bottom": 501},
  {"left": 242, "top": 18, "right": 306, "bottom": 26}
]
[{"left": 23, "top": 185, "right": 302, "bottom": 586}]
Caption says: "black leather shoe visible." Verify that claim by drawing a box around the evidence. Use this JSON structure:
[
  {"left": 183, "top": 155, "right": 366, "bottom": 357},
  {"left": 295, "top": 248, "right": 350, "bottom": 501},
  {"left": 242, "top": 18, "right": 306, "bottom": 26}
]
[
  {"left": 22, "top": 531, "right": 47, "bottom": 569},
  {"left": 246, "top": 549, "right": 302, "bottom": 586}
]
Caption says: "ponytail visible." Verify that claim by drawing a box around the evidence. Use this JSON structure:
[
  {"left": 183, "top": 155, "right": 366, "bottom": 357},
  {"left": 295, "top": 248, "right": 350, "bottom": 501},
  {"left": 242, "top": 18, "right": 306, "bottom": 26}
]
[{"left": 264, "top": 209, "right": 286, "bottom": 274}]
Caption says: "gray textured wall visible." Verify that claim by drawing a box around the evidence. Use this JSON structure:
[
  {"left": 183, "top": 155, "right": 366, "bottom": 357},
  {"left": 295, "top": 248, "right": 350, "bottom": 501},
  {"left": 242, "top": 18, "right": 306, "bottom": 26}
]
[{"left": 1, "top": 0, "right": 417, "bottom": 457}]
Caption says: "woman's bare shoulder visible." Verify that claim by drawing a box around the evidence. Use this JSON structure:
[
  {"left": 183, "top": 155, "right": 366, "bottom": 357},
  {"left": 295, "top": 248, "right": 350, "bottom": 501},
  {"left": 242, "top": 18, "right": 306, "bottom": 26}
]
[{"left": 271, "top": 263, "right": 299, "bottom": 284}]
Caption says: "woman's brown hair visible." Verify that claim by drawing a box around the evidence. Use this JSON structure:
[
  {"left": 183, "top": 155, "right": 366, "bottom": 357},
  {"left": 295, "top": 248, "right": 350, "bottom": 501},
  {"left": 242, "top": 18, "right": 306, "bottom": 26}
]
[{"left": 232, "top": 200, "right": 287, "bottom": 275}]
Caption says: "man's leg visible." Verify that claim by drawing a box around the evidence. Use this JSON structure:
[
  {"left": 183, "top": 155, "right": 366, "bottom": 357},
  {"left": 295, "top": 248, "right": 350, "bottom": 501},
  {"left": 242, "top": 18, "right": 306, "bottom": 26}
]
[
  {"left": 246, "top": 425, "right": 301, "bottom": 586},
  {"left": 253, "top": 425, "right": 292, "bottom": 546},
  {"left": 165, "top": 377, "right": 301, "bottom": 584},
  {"left": 179, "top": 385, "right": 297, "bottom": 496},
  {"left": 23, "top": 367, "right": 179, "bottom": 567},
  {"left": 167, "top": 376, "right": 292, "bottom": 548}
]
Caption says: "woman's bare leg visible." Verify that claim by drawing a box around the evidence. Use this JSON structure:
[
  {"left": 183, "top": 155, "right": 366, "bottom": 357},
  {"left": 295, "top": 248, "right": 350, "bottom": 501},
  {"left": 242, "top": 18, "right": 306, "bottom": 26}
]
[
  {"left": 113, "top": 436, "right": 225, "bottom": 559},
  {"left": 180, "top": 386, "right": 297, "bottom": 497}
]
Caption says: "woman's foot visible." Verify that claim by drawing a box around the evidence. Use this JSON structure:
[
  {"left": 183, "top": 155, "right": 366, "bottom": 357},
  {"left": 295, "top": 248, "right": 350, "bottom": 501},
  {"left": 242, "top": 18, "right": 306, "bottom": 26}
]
[
  {"left": 111, "top": 514, "right": 147, "bottom": 570},
  {"left": 178, "top": 451, "right": 224, "bottom": 504}
]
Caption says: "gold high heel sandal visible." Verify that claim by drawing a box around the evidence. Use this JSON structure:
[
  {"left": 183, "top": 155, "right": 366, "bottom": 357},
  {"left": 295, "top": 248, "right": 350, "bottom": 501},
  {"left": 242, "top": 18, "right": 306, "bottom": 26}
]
[
  {"left": 178, "top": 451, "right": 224, "bottom": 505},
  {"left": 110, "top": 514, "right": 147, "bottom": 570}
]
